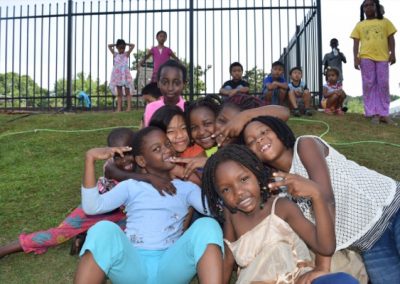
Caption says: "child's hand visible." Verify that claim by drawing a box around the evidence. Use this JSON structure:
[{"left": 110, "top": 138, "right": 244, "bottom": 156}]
[
  {"left": 167, "top": 156, "right": 207, "bottom": 179},
  {"left": 86, "top": 146, "right": 132, "bottom": 162},
  {"left": 354, "top": 57, "right": 360, "bottom": 70},
  {"left": 389, "top": 53, "right": 396, "bottom": 65},
  {"left": 147, "top": 173, "right": 177, "bottom": 196},
  {"left": 268, "top": 172, "right": 322, "bottom": 200}
]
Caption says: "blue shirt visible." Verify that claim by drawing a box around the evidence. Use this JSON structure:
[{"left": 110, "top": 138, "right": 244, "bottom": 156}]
[
  {"left": 262, "top": 74, "right": 286, "bottom": 94},
  {"left": 82, "top": 179, "right": 209, "bottom": 250}
]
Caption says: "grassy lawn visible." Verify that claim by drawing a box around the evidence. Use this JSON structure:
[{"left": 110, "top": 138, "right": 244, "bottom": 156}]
[{"left": 0, "top": 110, "right": 399, "bottom": 284}]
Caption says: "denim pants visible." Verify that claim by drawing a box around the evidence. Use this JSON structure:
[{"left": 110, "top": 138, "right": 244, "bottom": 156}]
[{"left": 361, "top": 209, "right": 400, "bottom": 283}]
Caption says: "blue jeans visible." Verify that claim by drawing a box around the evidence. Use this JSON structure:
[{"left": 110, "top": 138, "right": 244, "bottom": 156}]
[
  {"left": 312, "top": 272, "right": 359, "bottom": 284},
  {"left": 361, "top": 209, "right": 400, "bottom": 284}
]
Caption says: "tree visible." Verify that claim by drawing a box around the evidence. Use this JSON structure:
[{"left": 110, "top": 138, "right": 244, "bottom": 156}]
[
  {"left": 243, "top": 67, "right": 266, "bottom": 96},
  {"left": 0, "top": 72, "right": 48, "bottom": 108}
]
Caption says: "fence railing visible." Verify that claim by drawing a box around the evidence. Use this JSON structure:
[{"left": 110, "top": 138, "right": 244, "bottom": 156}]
[{"left": 0, "top": 0, "right": 321, "bottom": 112}]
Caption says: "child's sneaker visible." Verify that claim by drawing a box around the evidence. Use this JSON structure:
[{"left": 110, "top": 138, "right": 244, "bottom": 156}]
[
  {"left": 335, "top": 108, "right": 345, "bottom": 115},
  {"left": 293, "top": 108, "right": 301, "bottom": 117},
  {"left": 304, "top": 108, "right": 313, "bottom": 116},
  {"left": 324, "top": 108, "right": 334, "bottom": 115}
]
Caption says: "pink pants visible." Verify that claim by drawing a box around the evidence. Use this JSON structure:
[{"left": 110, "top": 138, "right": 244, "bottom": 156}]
[
  {"left": 360, "top": 59, "right": 390, "bottom": 117},
  {"left": 19, "top": 206, "right": 126, "bottom": 254}
]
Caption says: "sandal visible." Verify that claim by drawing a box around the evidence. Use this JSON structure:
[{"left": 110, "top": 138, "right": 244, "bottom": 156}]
[{"left": 70, "top": 233, "right": 87, "bottom": 256}]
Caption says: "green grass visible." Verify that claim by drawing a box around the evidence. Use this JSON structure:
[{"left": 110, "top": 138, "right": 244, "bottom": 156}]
[{"left": 0, "top": 110, "right": 399, "bottom": 284}]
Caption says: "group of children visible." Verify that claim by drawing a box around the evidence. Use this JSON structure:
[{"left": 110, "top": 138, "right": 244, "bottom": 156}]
[
  {"left": 109, "top": 30, "right": 178, "bottom": 112},
  {"left": 2, "top": 48, "right": 400, "bottom": 284}
]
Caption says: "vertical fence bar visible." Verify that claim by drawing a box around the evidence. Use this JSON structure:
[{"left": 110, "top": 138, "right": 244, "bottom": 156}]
[
  {"left": 4, "top": 7, "right": 8, "bottom": 109},
  {"left": 316, "top": 0, "right": 322, "bottom": 105},
  {"left": 40, "top": 4, "right": 44, "bottom": 109},
  {"left": 89, "top": 1, "right": 92, "bottom": 101},
  {"left": 26, "top": 5, "right": 30, "bottom": 109},
  {"left": 47, "top": 3, "right": 51, "bottom": 110},
  {"left": 82, "top": 2, "right": 85, "bottom": 92},
  {"left": 96, "top": 1, "right": 100, "bottom": 109},
  {"left": 188, "top": 0, "right": 194, "bottom": 100},
  {"left": 11, "top": 5, "right": 15, "bottom": 109},
  {"left": 73, "top": 2, "right": 77, "bottom": 107},
  {"left": 33, "top": 5, "right": 36, "bottom": 109},
  {"left": 18, "top": 5, "right": 22, "bottom": 109},
  {"left": 66, "top": 0, "right": 73, "bottom": 110},
  {"left": 55, "top": 3, "right": 59, "bottom": 108}
]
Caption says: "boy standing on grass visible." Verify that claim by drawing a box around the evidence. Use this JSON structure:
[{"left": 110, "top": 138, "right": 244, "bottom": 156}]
[
  {"left": 140, "top": 30, "right": 180, "bottom": 83},
  {"left": 261, "top": 61, "right": 288, "bottom": 106},
  {"left": 219, "top": 62, "right": 250, "bottom": 101},
  {"left": 287, "top": 66, "right": 313, "bottom": 117}
]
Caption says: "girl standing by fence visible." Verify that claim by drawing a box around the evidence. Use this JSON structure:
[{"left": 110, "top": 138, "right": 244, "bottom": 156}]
[{"left": 108, "top": 39, "right": 135, "bottom": 112}]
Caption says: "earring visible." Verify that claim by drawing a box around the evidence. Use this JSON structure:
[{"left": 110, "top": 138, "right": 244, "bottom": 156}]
[{"left": 260, "top": 185, "right": 268, "bottom": 209}]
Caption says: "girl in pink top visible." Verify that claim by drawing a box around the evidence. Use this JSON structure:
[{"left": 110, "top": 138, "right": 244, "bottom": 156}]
[
  {"left": 108, "top": 39, "right": 135, "bottom": 112},
  {"left": 140, "top": 30, "right": 180, "bottom": 82}
]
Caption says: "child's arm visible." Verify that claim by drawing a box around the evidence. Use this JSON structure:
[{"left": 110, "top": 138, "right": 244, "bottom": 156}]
[
  {"left": 274, "top": 81, "right": 289, "bottom": 90},
  {"left": 322, "top": 86, "right": 331, "bottom": 98},
  {"left": 296, "top": 137, "right": 336, "bottom": 220},
  {"left": 104, "top": 161, "right": 177, "bottom": 196},
  {"left": 107, "top": 44, "right": 116, "bottom": 55},
  {"left": 272, "top": 183, "right": 336, "bottom": 256},
  {"left": 126, "top": 43, "right": 135, "bottom": 56},
  {"left": 352, "top": 38, "right": 360, "bottom": 70},
  {"left": 167, "top": 156, "right": 208, "bottom": 180},
  {"left": 222, "top": 209, "right": 237, "bottom": 284},
  {"left": 83, "top": 146, "right": 132, "bottom": 214},
  {"left": 169, "top": 164, "right": 202, "bottom": 186},
  {"left": 139, "top": 49, "right": 153, "bottom": 66},
  {"left": 84, "top": 146, "right": 132, "bottom": 188},
  {"left": 214, "top": 105, "right": 290, "bottom": 146},
  {"left": 388, "top": 34, "right": 396, "bottom": 65},
  {"left": 219, "top": 86, "right": 235, "bottom": 97},
  {"left": 170, "top": 51, "right": 180, "bottom": 62}
]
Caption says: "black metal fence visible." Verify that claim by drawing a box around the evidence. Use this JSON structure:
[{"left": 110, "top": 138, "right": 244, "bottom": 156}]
[{"left": 0, "top": 0, "right": 321, "bottom": 112}]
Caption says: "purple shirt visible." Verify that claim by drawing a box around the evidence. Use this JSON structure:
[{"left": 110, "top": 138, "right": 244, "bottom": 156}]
[
  {"left": 151, "top": 46, "right": 173, "bottom": 82},
  {"left": 143, "top": 96, "right": 185, "bottom": 127}
]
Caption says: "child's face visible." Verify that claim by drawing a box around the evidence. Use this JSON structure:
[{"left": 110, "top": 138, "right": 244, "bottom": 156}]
[
  {"left": 156, "top": 32, "right": 167, "bottom": 44},
  {"left": 271, "top": 65, "right": 284, "bottom": 79},
  {"left": 326, "top": 71, "right": 338, "bottom": 84},
  {"left": 114, "top": 153, "right": 135, "bottom": 171},
  {"left": 215, "top": 160, "right": 261, "bottom": 214},
  {"left": 166, "top": 114, "right": 190, "bottom": 154},
  {"left": 230, "top": 66, "right": 243, "bottom": 81},
  {"left": 363, "top": 0, "right": 376, "bottom": 18},
  {"left": 243, "top": 121, "right": 285, "bottom": 163},
  {"left": 158, "top": 67, "right": 185, "bottom": 102},
  {"left": 290, "top": 70, "right": 302, "bottom": 82},
  {"left": 117, "top": 45, "right": 126, "bottom": 54},
  {"left": 215, "top": 105, "right": 240, "bottom": 146},
  {"left": 137, "top": 129, "right": 175, "bottom": 173},
  {"left": 190, "top": 107, "right": 216, "bottom": 150}
]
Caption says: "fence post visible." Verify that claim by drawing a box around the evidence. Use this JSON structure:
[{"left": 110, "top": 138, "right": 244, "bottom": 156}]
[
  {"left": 65, "top": 0, "right": 73, "bottom": 111},
  {"left": 316, "top": 0, "right": 323, "bottom": 106},
  {"left": 295, "top": 25, "right": 301, "bottom": 68},
  {"left": 189, "top": 0, "right": 194, "bottom": 101}
]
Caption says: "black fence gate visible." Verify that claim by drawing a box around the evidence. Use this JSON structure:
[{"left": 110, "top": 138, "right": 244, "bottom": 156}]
[{"left": 0, "top": 0, "right": 322, "bottom": 111}]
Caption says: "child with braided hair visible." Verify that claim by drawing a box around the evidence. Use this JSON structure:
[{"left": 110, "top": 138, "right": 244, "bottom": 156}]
[{"left": 201, "top": 144, "right": 358, "bottom": 284}]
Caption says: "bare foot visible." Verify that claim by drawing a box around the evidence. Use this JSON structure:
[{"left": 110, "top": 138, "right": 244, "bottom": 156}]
[{"left": 0, "top": 240, "right": 23, "bottom": 258}]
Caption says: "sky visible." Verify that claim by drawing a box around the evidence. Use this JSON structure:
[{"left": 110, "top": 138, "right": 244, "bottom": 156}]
[{"left": 1, "top": 0, "right": 400, "bottom": 97}]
